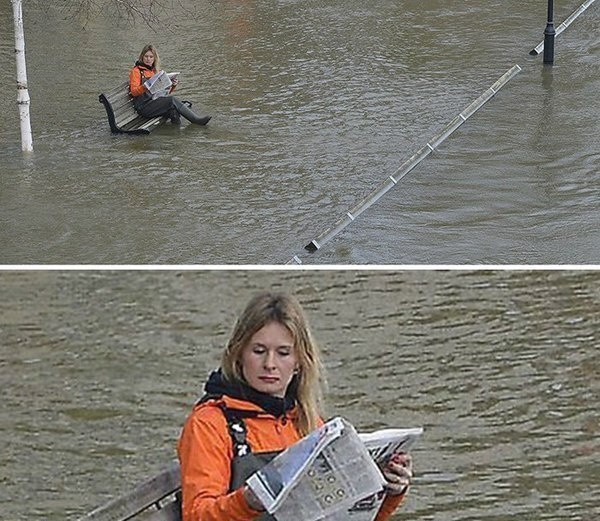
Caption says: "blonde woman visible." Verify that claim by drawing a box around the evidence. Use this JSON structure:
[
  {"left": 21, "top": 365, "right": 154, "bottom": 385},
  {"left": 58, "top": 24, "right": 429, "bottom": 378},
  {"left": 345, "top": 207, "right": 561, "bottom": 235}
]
[
  {"left": 178, "top": 292, "right": 412, "bottom": 521},
  {"left": 129, "top": 44, "right": 211, "bottom": 125}
]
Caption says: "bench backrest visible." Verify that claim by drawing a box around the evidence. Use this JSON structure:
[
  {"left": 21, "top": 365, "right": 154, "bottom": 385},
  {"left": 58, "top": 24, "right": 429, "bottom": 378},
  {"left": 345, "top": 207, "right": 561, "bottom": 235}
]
[
  {"left": 77, "top": 460, "right": 182, "bottom": 521},
  {"left": 99, "top": 81, "right": 164, "bottom": 134}
]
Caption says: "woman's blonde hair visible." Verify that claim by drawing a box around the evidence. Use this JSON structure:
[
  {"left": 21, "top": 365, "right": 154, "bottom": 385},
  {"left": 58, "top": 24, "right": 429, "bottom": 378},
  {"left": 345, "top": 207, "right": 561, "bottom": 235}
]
[
  {"left": 222, "top": 292, "right": 325, "bottom": 436},
  {"left": 137, "top": 43, "right": 161, "bottom": 71}
]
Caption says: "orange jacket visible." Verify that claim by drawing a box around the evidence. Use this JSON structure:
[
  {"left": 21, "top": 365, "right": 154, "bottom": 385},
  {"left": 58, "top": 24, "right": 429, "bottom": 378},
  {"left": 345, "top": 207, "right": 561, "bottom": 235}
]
[
  {"left": 177, "top": 395, "right": 405, "bottom": 521},
  {"left": 129, "top": 63, "right": 176, "bottom": 98},
  {"left": 178, "top": 395, "right": 303, "bottom": 521}
]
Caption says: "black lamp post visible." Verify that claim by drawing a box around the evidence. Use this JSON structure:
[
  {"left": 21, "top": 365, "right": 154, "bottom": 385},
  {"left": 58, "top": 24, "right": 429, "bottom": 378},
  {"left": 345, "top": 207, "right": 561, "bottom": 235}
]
[{"left": 543, "top": 0, "right": 555, "bottom": 64}]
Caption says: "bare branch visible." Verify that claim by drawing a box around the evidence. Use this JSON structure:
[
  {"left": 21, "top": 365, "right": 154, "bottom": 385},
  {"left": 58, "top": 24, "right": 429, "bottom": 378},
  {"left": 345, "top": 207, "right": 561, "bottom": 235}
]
[{"left": 47, "top": 0, "right": 200, "bottom": 30}]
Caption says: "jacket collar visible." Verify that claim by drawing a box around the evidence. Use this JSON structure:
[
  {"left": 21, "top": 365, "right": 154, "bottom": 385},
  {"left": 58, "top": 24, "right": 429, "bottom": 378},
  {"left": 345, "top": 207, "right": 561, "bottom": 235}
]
[
  {"left": 135, "top": 60, "right": 155, "bottom": 72},
  {"left": 201, "top": 368, "right": 298, "bottom": 418}
]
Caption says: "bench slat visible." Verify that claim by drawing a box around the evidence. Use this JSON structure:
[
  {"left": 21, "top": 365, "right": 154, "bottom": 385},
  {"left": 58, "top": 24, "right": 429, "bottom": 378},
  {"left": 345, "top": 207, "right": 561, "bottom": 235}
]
[
  {"left": 77, "top": 461, "right": 181, "bottom": 521},
  {"left": 122, "top": 118, "right": 164, "bottom": 132},
  {"left": 104, "top": 81, "right": 132, "bottom": 99},
  {"left": 138, "top": 499, "right": 181, "bottom": 521}
]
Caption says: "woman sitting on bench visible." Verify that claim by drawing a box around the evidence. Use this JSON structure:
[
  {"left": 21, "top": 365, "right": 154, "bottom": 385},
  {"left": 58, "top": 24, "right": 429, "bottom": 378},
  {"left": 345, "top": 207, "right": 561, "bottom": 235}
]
[
  {"left": 177, "top": 292, "right": 413, "bottom": 521},
  {"left": 129, "top": 44, "right": 211, "bottom": 126}
]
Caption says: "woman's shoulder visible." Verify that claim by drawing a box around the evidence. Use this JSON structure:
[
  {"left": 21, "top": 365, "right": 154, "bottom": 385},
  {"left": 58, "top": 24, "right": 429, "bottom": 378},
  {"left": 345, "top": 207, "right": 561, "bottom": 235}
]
[
  {"left": 188, "top": 395, "right": 256, "bottom": 418},
  {"left": 180, "top": 399, "right": 230, "bottom": 444},
  {"left": 189, "top": 397, "right": 228, "bottom": 423},
  {"left": 129, "top": 64, "right": 144, "bottom": 77},
  {"left": 189, "top": 395, "right": 270, "bottom": 428}
]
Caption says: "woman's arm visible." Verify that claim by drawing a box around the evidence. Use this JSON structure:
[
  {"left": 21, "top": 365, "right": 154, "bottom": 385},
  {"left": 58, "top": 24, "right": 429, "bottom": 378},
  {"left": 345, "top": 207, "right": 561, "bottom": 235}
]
[
  {"left": 129, "top": 67, "right": 147, "bottom": 97},
  {"left": 374, "top": 493, "right": 406, "bottom": 521},
  {"left": 177, "top": 407, "right": 263, "bottom": 521}
]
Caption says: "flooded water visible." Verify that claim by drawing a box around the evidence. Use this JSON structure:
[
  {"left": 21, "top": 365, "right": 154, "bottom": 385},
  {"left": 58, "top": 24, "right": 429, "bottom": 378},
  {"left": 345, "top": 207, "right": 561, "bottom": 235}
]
[
  {"left": 1, "top": 269, "right": 599, "bottom": 520},
  {"left": 0, "top": 1, "right": 598, "bottom": 264}
]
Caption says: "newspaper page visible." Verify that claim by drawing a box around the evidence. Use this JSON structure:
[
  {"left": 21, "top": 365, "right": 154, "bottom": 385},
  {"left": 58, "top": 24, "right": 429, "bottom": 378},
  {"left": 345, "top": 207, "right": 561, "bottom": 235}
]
[
  {"left": 333, "top": 427, "right": 424, "bottom": 521},
  {"left": 246, "top": 417, "right": 345, "bottom": 513},
  {"left": 247, "top": 417, "right": 385, "bottom": 521},
  {"left": 144, "top": 71, "right": 179, "bottom": 99},
  {"left": 359, "top": 427, "right": 423, "bottom": 466}
]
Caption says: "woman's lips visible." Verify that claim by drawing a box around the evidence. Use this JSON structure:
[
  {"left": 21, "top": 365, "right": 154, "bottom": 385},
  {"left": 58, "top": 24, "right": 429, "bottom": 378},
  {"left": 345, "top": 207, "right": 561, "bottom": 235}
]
[{"left": 259, "top": 376, "right": 279, "bottom": 382}]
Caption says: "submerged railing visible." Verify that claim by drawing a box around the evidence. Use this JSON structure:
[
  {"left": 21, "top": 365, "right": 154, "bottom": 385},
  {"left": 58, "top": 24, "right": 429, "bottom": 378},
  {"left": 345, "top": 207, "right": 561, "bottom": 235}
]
[{"left": 287, "top": 64, "right": 522, "bottom": 264}]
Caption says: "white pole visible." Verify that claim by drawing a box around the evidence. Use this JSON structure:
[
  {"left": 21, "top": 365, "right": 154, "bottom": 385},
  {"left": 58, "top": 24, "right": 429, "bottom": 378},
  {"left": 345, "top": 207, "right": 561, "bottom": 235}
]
[{"left": 12, "top": 0, "right": 33, "bottom": 152}]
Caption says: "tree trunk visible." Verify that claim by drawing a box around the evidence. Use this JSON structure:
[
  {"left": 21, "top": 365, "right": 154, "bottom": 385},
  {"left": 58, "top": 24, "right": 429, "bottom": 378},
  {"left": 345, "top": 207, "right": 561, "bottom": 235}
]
[{"left": 12, "top": 0, "right": 33, "bottom": 152}]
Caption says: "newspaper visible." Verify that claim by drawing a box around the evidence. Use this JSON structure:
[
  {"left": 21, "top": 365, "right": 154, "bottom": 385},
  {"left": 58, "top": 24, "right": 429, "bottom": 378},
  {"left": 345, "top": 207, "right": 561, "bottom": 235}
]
[
  {"left": 359, "top": 427, "right": 424, "bottom": 466},
  {"left": 246, "top": 418, "right": 422, "bottom": 521},
  {"left": 321, "top": 427, "right": 424, "bottom": 521},
  {"left": 340, "top": 427, "right": 424, "bottom": 521},
  {"left": 144, "top": 70, "right": 179, "bottom": 99}
]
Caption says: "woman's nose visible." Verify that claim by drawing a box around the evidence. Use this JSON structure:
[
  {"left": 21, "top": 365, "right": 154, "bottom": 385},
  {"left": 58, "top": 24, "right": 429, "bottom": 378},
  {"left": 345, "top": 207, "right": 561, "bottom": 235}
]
[{"left": 264, "top": 351, "right": 276, "bottom": 369}]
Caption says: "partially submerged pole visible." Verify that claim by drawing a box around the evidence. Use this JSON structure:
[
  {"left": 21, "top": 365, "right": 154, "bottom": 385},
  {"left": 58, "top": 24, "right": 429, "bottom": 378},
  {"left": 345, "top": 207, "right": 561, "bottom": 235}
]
[
  {"left": 293, "top": 64, "right": 522, "bottom": 260},
  {"left": 543, "top": 0, "right": 556, "bottom": 64},
  {"left": 12, "top": 0, "right": 33, "bottom": 152},
  {"left": 529, "top": 0, "right": 596, "bottom": 56}
]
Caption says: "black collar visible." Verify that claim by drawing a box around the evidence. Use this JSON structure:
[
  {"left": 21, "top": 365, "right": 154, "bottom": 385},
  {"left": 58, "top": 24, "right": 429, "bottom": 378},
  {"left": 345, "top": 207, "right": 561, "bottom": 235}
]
[
  {"left": 202, "top": 368, "right": 298, "bottom": 418},
  {"left": 134, "top": 60, "right": 154, "bottom": 71}
]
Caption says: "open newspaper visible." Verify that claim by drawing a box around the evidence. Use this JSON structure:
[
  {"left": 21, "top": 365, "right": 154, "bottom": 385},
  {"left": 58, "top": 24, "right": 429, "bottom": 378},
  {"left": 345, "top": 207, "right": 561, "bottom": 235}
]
[
  {"left": 246, "top": 418, "right": 422, "bottom": 521},
  {"left": 144, "top": 70, "right": 179, "bottom": 99},
  {"left": 343, "top": 427, "right": 424, "bottom": 521},
  {"left": 359, "top": 427, "right": 423, "bottom": 466}
]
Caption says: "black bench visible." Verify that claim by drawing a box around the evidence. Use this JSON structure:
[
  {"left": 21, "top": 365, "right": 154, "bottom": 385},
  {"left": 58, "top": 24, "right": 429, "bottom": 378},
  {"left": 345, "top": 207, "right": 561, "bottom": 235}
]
[
  {"left": 99, "top": 81, "right": 166, "bottom": 135},
  {"left": 77, "top": 460, "right": 182, "bottom": 521}
]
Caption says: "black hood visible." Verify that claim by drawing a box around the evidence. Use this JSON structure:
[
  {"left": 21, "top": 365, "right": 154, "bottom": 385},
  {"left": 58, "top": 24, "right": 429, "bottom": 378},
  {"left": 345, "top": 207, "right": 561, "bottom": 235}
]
[
  {"left": 202, "top": 368, "right": 298, "bottom": 418},
  {"left": 134, "top": 60, "right": 154, "bottom": 71}
]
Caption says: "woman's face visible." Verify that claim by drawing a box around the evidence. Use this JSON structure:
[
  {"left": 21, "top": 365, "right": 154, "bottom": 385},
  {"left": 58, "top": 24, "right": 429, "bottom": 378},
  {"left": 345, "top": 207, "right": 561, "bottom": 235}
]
[
  {"left": 142, "top": 50, "right": 155, "bottom": 67},
  {"left": 241, "top": 321, "right": 298, "bottom": 398}
]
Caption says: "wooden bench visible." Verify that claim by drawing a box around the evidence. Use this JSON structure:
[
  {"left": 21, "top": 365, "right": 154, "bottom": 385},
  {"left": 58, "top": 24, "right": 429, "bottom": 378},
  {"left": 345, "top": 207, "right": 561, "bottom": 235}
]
[
  {"left": 99, "top": 81, "right": 166, "bottom": 135},
  {"left": 77, "top": 460, "right": 182, "bottom": 521}
]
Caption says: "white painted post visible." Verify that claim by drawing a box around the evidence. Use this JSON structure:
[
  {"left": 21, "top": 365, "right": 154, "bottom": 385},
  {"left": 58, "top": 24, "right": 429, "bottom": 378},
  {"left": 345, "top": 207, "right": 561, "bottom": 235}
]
[{"left": 12, "top": 0, "right": 33, "bottom": 152}]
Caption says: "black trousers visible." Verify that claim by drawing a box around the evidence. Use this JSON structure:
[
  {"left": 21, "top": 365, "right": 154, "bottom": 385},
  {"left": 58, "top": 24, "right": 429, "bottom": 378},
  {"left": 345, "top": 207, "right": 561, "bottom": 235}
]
[
  {"left": 133, "top": 93, "right": 210, "bottom": 125},
  {"left": 134, "top": 94, "right": 179, "bottom": 118}
]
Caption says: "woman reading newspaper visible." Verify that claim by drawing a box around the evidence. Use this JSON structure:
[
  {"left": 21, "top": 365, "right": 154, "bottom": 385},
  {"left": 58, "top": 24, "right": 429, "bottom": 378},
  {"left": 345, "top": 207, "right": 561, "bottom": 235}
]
[
  {"left": 129, "top": 44, "right": 211, "bottom": 125},
  {"left": 178, "top": 292, "right": 413, "bottom": 521}
]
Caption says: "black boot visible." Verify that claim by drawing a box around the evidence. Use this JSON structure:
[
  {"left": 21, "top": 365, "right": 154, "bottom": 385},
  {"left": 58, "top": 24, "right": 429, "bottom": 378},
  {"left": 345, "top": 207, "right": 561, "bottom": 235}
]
[{"left": 173, "top": 98, "right": 211, "bottom": 125}]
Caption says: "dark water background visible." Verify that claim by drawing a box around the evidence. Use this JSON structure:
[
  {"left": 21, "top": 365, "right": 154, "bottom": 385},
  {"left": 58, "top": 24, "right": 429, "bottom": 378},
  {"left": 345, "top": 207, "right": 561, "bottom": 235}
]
[
  {"left": 0, "top": 1, "right": 599, "bottom": 264},
  {"left": 1, "top": 269, "right": 598, "bottom": 519}
]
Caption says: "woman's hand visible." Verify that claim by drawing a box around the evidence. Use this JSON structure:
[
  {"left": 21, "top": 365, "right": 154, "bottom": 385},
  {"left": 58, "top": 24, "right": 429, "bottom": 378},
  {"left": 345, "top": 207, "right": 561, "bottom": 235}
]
[
  {"left": 171, "top": 77, "right": 179, "bottom": 87},
  {"left": 382, "top": 452, "right": 413, "bottom": 495}
]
